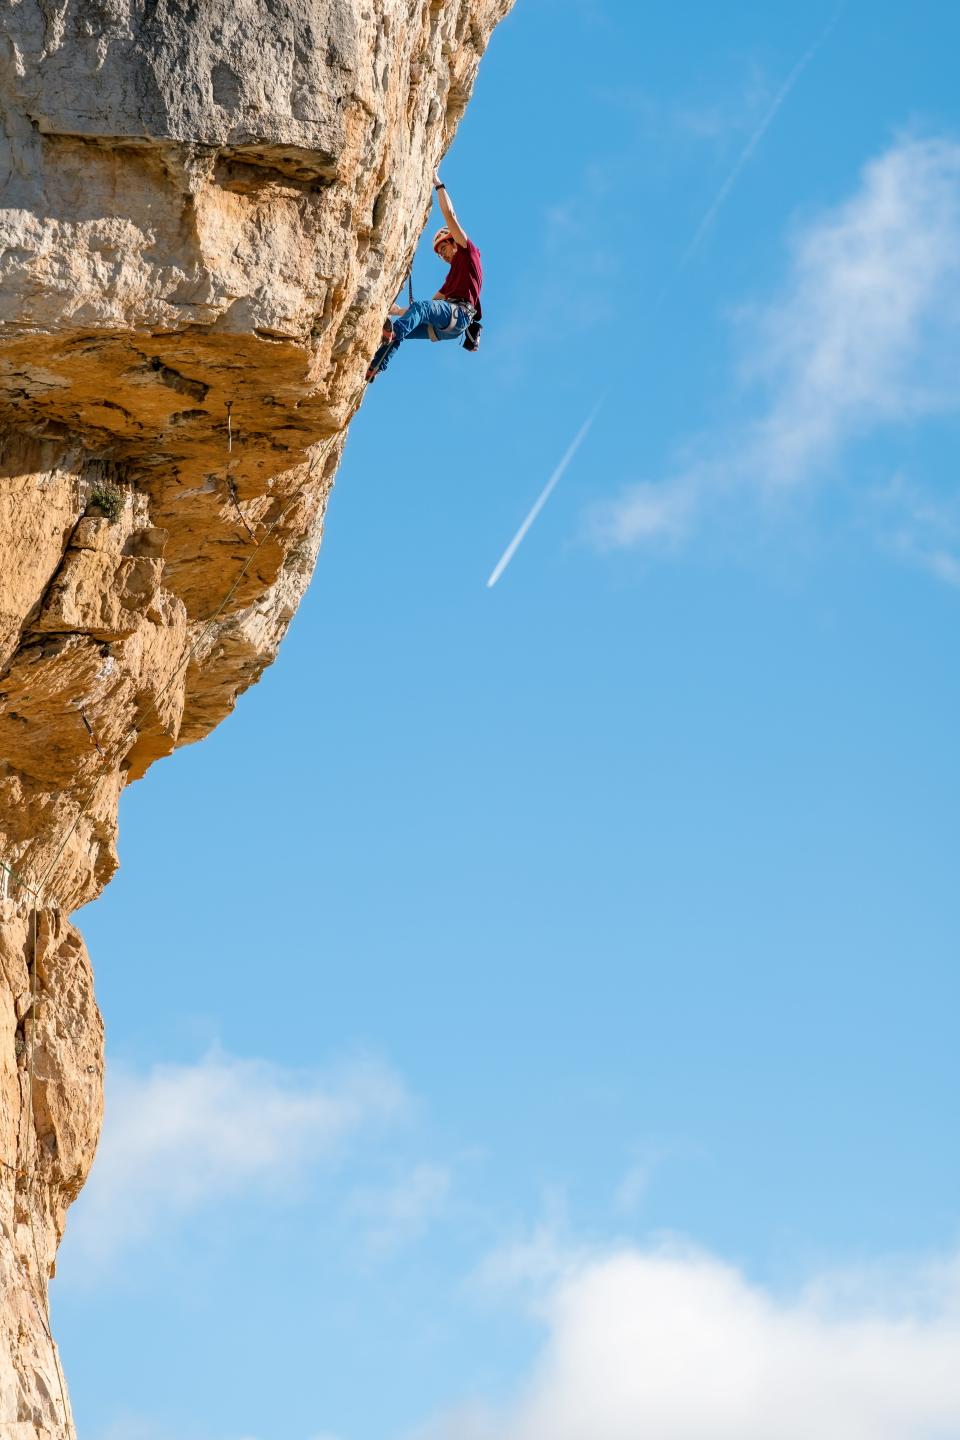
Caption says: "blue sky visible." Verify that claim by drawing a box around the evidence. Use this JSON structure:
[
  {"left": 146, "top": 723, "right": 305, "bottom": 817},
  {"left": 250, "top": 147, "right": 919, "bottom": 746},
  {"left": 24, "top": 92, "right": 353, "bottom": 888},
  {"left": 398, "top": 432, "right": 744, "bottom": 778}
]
[{"left": 57, "top": 3, "right": 960, "bottom": 1437}]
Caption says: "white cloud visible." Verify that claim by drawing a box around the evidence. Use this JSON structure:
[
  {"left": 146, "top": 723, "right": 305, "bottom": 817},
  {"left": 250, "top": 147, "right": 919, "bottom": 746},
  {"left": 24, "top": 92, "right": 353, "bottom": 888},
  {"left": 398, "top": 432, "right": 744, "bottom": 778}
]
[
  {"left": 875, "top": 472, "right": 960, "bottom": 587},
  {"left": 919, "top": 550, "right": 960, "bottom": 586},
  {"left": 599, "top": 58, "right": 775, "bottom": 152},
  {"left": 92, "top": 1418, "right": 171, "bottom": 1440},
  {"left": 586, "top": 477, "right": 697, "bottom": 549},
  {"left": 91, "top": 1418, "right": 266, "bottom": 1440},
  {"left": 349, "top": 1161, "right": 451, "bottom": 1254},
  {"left": 492, "top": 162, "right": 619, "bottom": 383},
  {"left": 675, "top": 85, "right": 768, "bottom": 146},
  {"left": 611, "top": 1142, "right": 681, "bottom": 1217},
  {"left": 67, "top": 1050, "right": 406, "bottom": 1262},
  {"left": 472, "top": 1200, "right": 574, "bottom": 1300},
  {"left": 746, "top": 134, "right": 960, "bottom": 482},
  {"left": 612, "top": 1160, "right": 654, "bottom": 1217},
  {"left": 94, "top": 1420, "right": 329, "bottom": 1440},
  {"left": 679, "top": 8, "right": 843, "bottom": 269},
  {"left": 591, "top": 134, "right": 960, "bottom": 566},
  {"left": 93, "top": 1419, "right": 338, "bottom": 1440},
  {"left": 415, "top": 1236, "right": 960, "bottom": 1440}
]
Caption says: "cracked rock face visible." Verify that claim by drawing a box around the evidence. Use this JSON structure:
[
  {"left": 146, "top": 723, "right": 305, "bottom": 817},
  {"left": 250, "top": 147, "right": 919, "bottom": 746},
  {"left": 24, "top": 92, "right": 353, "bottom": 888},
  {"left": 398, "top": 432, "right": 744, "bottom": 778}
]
[
  {"left": 0, "top": 904, "right": 102, "bottom": 1439},
  {"left": 0, "top": 0, "right": 513, "bottom": 1429}
]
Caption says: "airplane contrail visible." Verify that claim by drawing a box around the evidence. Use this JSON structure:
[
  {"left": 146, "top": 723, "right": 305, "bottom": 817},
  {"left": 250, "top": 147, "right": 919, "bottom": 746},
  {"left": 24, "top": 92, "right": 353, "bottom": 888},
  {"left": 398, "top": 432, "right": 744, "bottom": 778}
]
[
  {"left": 486, "top": 404, "right": 602, "bottom": 589},
  {"left": 485, "top": 9, "right": 844, "bottom": 588},
  {"left": 679, "top": 5, "right": 845, "bottom": 270}
]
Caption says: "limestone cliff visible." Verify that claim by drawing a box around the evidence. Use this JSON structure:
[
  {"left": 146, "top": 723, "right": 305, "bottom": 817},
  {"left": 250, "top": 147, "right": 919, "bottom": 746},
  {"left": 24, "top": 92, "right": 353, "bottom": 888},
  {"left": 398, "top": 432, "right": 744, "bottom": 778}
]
[{"left": 0, "top": 2, "right": 513, "bottom": 1431}]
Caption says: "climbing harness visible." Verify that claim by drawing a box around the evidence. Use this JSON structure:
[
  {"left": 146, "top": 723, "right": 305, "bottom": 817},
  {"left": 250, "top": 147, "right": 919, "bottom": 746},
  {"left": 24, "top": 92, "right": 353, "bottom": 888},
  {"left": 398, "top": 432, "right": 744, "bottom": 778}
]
[
  {"left": 368, "top": 259, "right": 483, "bottom": 366},
  {"left": 425, "top": 300, "right": 473, "bottom": 344}
]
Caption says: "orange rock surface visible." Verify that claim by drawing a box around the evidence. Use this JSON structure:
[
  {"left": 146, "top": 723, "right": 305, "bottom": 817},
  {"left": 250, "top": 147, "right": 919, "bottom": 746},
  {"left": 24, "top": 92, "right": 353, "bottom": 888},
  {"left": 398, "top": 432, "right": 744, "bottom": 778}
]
[{"left": 0, "top": 1, "right": 513, "bottom": 1428}]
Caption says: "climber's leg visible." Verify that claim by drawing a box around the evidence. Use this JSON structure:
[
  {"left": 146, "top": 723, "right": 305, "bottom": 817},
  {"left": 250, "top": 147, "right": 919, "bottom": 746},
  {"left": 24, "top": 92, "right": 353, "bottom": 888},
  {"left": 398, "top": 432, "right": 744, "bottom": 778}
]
[
  {"left": 366, "top": 319, "right": 432, "bottom": 380},
  {"left": 390, "top": 298, "right": 448, "bottom": 342},
  {"left": 366, "top": 300, "right": 465, "bottom": 380},
  {"left": 366, "top": 337, "right": 396, "bottom": 381}
]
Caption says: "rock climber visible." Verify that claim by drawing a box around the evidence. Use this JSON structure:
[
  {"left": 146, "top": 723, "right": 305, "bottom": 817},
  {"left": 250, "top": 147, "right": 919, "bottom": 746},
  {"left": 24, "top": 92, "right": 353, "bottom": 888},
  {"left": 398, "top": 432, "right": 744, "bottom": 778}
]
[{"left": 366, "top": 170, "right": 482, "bottom": 381}]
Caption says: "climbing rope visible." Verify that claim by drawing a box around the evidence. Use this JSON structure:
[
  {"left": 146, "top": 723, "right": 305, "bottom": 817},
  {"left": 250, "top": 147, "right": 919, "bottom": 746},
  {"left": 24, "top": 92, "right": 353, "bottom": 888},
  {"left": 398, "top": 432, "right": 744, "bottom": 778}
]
[
  {"left": 23, "top": 894, "right": 74, "bottom": 1437},
  {"left": 223, "top": 400, "right": 257, "bottom": 543},
  {"left": 78, "top": 708, "right": 105, "bottom": 759},
  {"left": 228, "top": 478, "right": 257, "bottom": 544},
  {"left": 11, "top": 328, "right": 388, "bottom": 904},
  {"left": 1, "top": 307, "right": 401, "bottom": 890},
  {"left": 366, "top": 267, "right": 418, "bottom": 382},
  {"left": 0, "top": 288, "right": 404, "bottom": 1418},
  {"left": 0, "top": 860, "right": 76, "bottom": 1438}
]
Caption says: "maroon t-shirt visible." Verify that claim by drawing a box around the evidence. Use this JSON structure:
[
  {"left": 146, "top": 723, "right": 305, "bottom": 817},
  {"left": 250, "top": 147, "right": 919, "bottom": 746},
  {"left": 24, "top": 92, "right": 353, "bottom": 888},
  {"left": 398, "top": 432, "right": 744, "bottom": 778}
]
[{"left": 440, "top": 239, "right": 482, "bottom": 312}]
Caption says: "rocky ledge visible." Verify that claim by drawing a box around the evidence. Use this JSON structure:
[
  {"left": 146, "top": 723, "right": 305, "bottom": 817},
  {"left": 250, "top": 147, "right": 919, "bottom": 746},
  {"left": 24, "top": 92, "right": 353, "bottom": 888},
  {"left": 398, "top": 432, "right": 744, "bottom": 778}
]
[{"left": 0, "top": 1, "right": 513, "bottom": 1431}]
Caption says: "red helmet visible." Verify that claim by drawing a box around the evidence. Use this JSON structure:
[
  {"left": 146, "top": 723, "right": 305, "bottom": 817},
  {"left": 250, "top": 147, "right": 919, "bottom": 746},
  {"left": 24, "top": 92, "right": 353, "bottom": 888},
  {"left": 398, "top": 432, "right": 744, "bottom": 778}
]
[{"left": 433, "top": 227, "right": 454, "bottom": 254}]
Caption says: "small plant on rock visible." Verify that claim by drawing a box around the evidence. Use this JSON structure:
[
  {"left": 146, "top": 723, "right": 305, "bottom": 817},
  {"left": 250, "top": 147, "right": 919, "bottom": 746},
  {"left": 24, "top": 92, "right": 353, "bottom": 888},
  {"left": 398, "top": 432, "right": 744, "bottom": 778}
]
[{"left": 87, "top": 481, "right": 125, "bottom": 522}]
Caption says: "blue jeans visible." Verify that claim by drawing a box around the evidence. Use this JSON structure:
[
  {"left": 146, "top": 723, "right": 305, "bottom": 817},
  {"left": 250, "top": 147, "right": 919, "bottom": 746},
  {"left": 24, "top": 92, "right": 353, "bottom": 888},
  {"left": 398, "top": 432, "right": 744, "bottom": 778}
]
[{"left": 371, "top": 299, "right": 471, "bottom": 376}]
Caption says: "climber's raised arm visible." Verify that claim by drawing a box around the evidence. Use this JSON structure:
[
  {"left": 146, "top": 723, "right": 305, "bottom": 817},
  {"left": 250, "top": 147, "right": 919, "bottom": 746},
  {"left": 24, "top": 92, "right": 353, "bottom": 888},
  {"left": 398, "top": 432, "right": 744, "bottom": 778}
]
[
  {"left": 432, "top": 170, "right": 468, "bottom": 247},
  {"left": 365, "top": 172, "right": 483, "bottom": 383}
]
